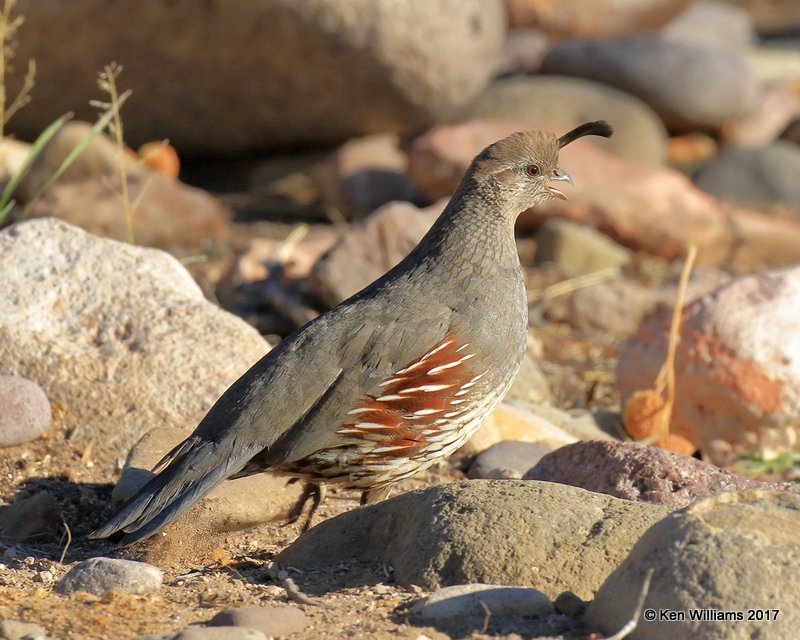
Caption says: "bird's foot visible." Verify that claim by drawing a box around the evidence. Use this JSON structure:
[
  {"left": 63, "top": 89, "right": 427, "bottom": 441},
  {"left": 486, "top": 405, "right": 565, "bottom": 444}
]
[{"left": 285, "top": 482, "right": 326, "bottom": 533}]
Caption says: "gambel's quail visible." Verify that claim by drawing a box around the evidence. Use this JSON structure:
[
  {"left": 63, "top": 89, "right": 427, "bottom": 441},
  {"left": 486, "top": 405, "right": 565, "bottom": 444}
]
[{"left": 91, "top": 121, "right": 613, "bottom": 544}]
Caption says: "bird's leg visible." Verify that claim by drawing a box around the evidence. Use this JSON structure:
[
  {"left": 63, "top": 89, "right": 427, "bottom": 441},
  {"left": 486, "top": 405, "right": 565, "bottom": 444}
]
[
  {"left": 360, "top": 483, "right": 396, "bottom": 505},
  {"left": 285, "top": 481, "right": 326, "bottom": 532}
]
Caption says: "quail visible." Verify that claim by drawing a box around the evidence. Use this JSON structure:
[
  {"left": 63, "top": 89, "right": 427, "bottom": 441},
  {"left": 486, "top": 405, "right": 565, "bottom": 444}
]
[{"left": 90, "top": 121, "right": 613, "bottom": 544}]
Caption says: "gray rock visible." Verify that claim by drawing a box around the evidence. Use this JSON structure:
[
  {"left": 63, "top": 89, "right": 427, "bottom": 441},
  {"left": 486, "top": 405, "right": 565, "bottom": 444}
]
[
  {"left": 694, "top": 141, "right": 800, "bottom": 211},
  {"left": 0, "top": 375, "right": 51, "bottom": 447},
  {"left": 10, "top": 0, "right": 505, "bottom": 155},
  {"left": 56, "top": 558, "right": 163, "bottom": 596},
  {"left": 587, "top": 491, "right": 800, "bottom": 639},
  {"left": 541, "top": 36, "right": 761, "bottom": 130},
  {"left": 412, "top": 584, "right": 552, "bottom": 634},
  {"left": 210, "top": 606, "right": 307, "bottom": 637},
  {"left": 311, "top": 200, "right": 445, "bottom": 306},
  {"left": 524, "top": 440, "right": 800, "bottom": 508},
  {"left": 505, "top": 339, "right": 553, "bottom": 407},
  {"left": 0, "top": 619, "right": 47, "bottom": 640},
  {"left": 460, "top": 76, "right": 668, "bottom": 164},
  {"left": 468, "top": 440, "right": 554, "bottom": 479},
  {"left": 568, "top": 268, "right": 732, "bottom": 338},
  {"left": 0, "top": 493, "right": 60, "bottom": 542},
  {"left": 661, "top": 0, "right": 755, "bottom": 53},
  {"left": 0, "top": 219, "right": 269, "bottom": 461},
  {"left": 534, "top": 219, "right": 631, "bottom": 276},
  {"left": 278, "top": 480, "right": 670, "bottom": 599}
]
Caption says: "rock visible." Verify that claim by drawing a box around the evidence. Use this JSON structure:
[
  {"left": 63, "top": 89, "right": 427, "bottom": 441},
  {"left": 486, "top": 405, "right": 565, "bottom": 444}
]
[
  {"left": 459, "top": 76, "right": 667, "bottom": 165},
  {"left": 721, "top": 85, "right": 800, "bottom": 148},
  {"left": 618, "top": 267, "right": 800, "bottom": 462},
  {"left": 719, "top": 0, "right": 800, "bottom": 35},
  {"left": 0, "top": 493, "right": 60, "bottom": 542},
  {"left": 10, "top": 0, "right": 505, "bottom": 155},
  {"left": 587, "top": 491, "right": 800, "bottom": 639},
  {"left": 661, "top": 0, "right": 755, "bottom": 53},
  {"left": 505, "top": 0, "right": 691, "bottom": 37},
  {"left": 694, "top": 141, "right": 800, "bottom": 211},
  {"left": 460, "top": 401, "right": 614, "bottom": 459},
  {"left": 0, "top": 375, "right": 52, "bottom": 447},
  {"left": 315, "top": 134, "right": 420, "bottom": 214},
  {"left": 540, "top": 36, "right": 761, "bottom": 131},
  {"left": 468, "top": 440, "right": 554, "bottom": 479},
  {"left": 26, "top": 172, "right": 230, "bottom": 250},
  {"left": 16, "top": 121, "right": 140, "bottom": 202},
  {"left": 0, "top": 139, "right": 32, "bottom": 184},
  {"left": 56, "top": 558, "right": 163, "bottom": 596},
  {"left": 228, "top": 226, "right": 339, "bottom": 285},
  {"left": 494, "top": 28, "right": 551, "bottom": 76},
  {"left": 534, "top": 219, "right": 631, "bottom": 276},
  {"left": 666, "top": 133, "right": 718, "bottom": 169},
  {"left": 209, "top": 605, "right": 307, "bottom": 637},
  {"left": 505, "top": 335, "right": 553, "bottom": 407},
  {"left": 310, "top": 200, "right": 445, "bottom": 306},
  {"left": 524, "top": 441, "right": 800, "bottom": 509},
  {"left": 412, "top": 584, "right": 552, "bottom": 634},
  {"left": 745, "top": 45, "right": 800, "bottom": 85},
  {"left": 0, "top": 219, "right": 270, "bottom": 463},
  {"left": 278, "top": 480, "right": 670, "bottom": 599},
  {"left": 114, "top": 427, "right": 302, "bottom": 560},
  {"left": 0, "top": 620, "right": 47, "bottom": 640},
  {"left": 568, "top": 268, "right": 731, "bottom": 339}
]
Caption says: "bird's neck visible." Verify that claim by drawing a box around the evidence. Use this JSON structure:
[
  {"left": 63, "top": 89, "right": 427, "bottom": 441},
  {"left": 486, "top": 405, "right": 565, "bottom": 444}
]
[{"left": 413, "top": 181, "right": 522, "bottom": 277}]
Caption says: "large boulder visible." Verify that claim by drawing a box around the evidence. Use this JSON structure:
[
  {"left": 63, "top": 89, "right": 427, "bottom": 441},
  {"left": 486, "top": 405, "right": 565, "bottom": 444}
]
[
  {"left": 278, "top": 480, "right": 670, "bottom": 599},
  {"left": 0, "top": 219, "right": 269, "bottom": 466},
  {"left": 9, "top": 0, "right": 506, "bottom": 156},
  {"left": 587, "top": 491, "right": 800, "bottom": 639},
  {"left": 618, "top": 266, "right": 800, "bottom": 463},
  {"left": 540, "top": 36, "right": 760, "bottom": 131}
]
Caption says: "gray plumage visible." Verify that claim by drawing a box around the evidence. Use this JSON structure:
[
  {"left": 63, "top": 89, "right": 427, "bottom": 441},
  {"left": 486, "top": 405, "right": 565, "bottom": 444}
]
[{"left": 90, "top": 121, "right": 612, "bottom": 545}]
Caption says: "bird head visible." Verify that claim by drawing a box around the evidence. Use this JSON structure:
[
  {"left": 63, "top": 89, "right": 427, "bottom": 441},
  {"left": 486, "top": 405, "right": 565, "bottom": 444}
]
[{"left": 472, "top": 120, "right": 614, "bottom": 213}]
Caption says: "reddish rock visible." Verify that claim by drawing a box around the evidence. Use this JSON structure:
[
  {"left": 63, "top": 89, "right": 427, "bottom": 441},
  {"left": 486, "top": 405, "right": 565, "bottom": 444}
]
[
  {"left": 505, "top": 0, "right": 691, "bottom": 37},
  {"left": 721, "top": 85, "right": 800, "bottom": 147},
  {"left": 618, "top": 267, "right": 800, "bottom": 463},
  {"left": 408, "top": 120, "right": 800, "bottom": 269},
  {"left": 311, "top": 200, "right": 446, "bottom": 305},
  {"left": 524, "top": 440, "right": 800, "bottom": 508},
  {"left": 26, "top": 172, "right": 230, "bottom": 249}
]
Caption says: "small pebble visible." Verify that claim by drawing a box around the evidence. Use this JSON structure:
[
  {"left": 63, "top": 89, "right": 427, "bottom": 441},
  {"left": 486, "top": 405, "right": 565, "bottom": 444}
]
[
  {"left": 0, "top": 375, "right": 52, "bottom": 447},
  {"left": 56, "top": 558, "right": 163, "bottom": 596}
]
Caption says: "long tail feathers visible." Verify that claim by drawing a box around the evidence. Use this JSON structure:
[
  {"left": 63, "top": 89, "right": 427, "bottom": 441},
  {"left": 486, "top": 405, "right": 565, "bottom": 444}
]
[{"left": 89, "top": 436, "right": 250, "bottom": 545}]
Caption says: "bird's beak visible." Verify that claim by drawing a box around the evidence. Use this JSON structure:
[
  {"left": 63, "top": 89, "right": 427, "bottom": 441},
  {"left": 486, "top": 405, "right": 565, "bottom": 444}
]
[{"left": 546, "top": 168, "right": 572, "bottom": 200}]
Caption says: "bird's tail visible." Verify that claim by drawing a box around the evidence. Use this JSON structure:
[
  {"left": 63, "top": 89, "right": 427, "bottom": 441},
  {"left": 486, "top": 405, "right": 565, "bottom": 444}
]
[{"left": 89, "top": 435, "right": 252, "bottom": 545}]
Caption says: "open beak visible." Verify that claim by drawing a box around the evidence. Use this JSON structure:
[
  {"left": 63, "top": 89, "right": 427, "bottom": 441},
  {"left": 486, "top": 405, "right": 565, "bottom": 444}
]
[{"left": 546, "top": 167, "right": 572, "bottom": 201}]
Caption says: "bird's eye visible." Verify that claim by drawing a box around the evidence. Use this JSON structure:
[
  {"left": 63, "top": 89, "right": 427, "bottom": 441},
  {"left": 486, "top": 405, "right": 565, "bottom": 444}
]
[{"left": 525, "top": 164, "right": 540, "bottom": 177}]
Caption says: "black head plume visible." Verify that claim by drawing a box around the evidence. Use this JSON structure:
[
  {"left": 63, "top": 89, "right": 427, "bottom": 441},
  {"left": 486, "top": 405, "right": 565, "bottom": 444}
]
[{"left": 558, "top": 120, "right": 614, "bottom": 148}]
